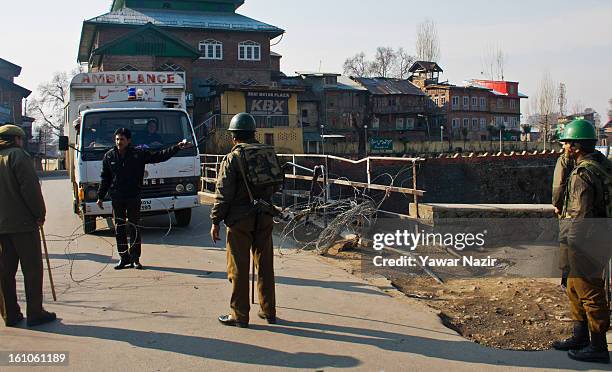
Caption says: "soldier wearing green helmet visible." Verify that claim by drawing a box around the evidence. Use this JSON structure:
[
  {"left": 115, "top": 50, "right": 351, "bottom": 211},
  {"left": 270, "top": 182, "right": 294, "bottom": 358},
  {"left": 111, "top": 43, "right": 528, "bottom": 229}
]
[
  {"left": 551, "top": 119, "right": 612, "bottom": 364},
  {"left": 0, "top": 124, "right": 57, "bottom": 327},
  {"left": 211, "top": 113, "right": 283, "bottom": 328}
]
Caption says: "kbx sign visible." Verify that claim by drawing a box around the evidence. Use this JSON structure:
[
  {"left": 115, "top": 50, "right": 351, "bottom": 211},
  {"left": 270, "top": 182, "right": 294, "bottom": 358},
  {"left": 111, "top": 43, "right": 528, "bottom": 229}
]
[{"left": 246, "top": 92, "right": 289, "bottom": 116}]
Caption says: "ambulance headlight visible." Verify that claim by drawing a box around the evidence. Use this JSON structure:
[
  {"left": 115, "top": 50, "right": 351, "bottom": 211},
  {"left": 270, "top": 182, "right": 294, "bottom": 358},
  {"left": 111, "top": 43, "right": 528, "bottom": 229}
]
[
  {"left": 186, "top": 183, "right": 195, "bottom": 192},
  {"left": 176, "top": 184, "right": 185, "bottom": 193}
]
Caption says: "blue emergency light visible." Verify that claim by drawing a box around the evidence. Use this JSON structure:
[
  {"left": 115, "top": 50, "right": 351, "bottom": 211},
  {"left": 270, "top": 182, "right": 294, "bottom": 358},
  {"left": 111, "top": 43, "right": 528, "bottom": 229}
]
[{"left": 128, "top": 87, "right": 137, "bottom": 100}]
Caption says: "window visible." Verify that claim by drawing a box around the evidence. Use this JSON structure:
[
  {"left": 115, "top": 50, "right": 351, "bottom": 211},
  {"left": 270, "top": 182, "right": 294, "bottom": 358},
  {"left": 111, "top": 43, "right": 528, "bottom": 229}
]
[
  {"left": 372, "top": 117, "right": 379, "bottom": 129},
  {"left": 463, "top": 96, "right": 469, "bottom": 108},
  {"left": 119, "top": 64, "right": 138, "bottom": 71},
  {"left": 497, "top": 98, "right": 504, "bottom": 108},
  {"left": 471, "top": 97, "right": 478, "bottom": 108},
  {"left": 472, "top": 118, "right": 478, "bottom": 130},
  {"left": 434, "top": 97, "right": 439, "bottom": 106},
  {"left": 509, "top": 85, "right": 516, "bottom": 94},
  {"left": 396, "top": 117, "right": 405, "bottom": 130},
  {"left": 480, "top": 118, "right": 487, "bottom": 130},
  {"left": 452, "top": 118, "right": 459, "bottom": 129},
  {"left": 495, "top": 116, "right": 504, "bottom": 126},
  {"left": 463, "top": 118, "right": 469, "bottom": 128},
  {"left": 323, "top": 76, "right": 337, "bottom": 85},
  {"left": 264, "top": 133, "right": 274, "bottom": 146},
  {"left": 452, "top": 96, "right": 459, "bottom": 108},
  {"left": 441, "top": 97, "right": 446, "bottom": 106},
  {"left": 239, "top": 41, "right": 261, "bottom": 61},
  {"left": 405, "top": 118, "right": 415, "bottom": 129},
  {"left": 159, "top": 63, "right": 184, "bottom": 72},
  {"left": 510, "top": 100, "right": 517, "bottom": 109},
  {"left": 199, "top": 40, "right": 223, "bottom": 60},
  {"left": 480, "top": 97, "right": 486, "bottom": 108},
  {"left": 302, "top": 109, "right": 308, "bottom": 118}
]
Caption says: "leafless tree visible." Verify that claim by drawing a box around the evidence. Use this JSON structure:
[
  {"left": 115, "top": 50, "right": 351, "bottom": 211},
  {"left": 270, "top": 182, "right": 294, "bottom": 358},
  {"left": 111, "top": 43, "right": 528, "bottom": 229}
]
[
  {"left": 370, "top": 47, "right": 397, "bottom": 78},
  {"left": 571, "top": 101, "right": 584, "bottom": 115},
  {"left": 608, "top": 98, "right": 612, "bottom": 121},
  {"left": 537, "top": 72, "right": 558, "bottom": 149},
  {"left": 415, "top": 18, "right": 440, "bottom": 62},
  {"left": 343, "top": 52, "right": 372, "bottom": 78},
  {"left": 394, "top": 48, "right": 415, "bottom": 79},
  {"left": 27, "top": 67, "right": 82, "bottom": 137},
  {"left": 481, "top": 44, "right": 506, "bottom": 80}
]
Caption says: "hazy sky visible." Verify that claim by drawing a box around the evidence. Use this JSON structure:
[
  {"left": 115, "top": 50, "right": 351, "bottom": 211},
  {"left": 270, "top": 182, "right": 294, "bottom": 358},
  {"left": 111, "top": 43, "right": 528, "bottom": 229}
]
[{"left": 1, "top": 0, "right": 610, "bottom": 121}]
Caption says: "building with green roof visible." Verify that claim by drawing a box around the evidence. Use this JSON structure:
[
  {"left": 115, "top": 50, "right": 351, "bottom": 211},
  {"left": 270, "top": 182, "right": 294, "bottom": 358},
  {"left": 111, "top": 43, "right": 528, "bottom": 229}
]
[{"left": 77, "top": 0, "right": 304, "bottom": 153}]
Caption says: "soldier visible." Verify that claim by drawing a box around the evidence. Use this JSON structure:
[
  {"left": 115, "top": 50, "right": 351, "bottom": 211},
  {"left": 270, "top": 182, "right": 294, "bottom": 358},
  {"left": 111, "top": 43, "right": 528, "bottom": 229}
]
[
  {"left": 97, "top": 128, "right": 191, "bottom": 270},
  {"left": 0, "top": 124, "right": 56, "bottom": 327},
  {"left": 551, "top": 119, "right": 612, "bottom": 364},
  {"left": 553, "top": 140, "right": 574, "bottom": 288},
  {"left": 211, "top": 113, "right": 282, "bottom": 328}
]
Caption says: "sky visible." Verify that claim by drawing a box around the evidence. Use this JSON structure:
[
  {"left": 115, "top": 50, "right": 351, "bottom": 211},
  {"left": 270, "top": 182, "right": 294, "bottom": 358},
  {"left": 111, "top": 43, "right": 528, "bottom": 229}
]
[{"left": 1, "top": 0, "right": 610, "bottom": 122}]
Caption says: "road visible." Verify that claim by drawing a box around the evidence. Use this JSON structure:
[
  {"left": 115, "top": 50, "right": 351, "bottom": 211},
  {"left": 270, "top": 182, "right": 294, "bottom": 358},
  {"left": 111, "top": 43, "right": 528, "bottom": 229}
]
[{"left": 1, "top": 175, "right": 610, "bottom": 371}]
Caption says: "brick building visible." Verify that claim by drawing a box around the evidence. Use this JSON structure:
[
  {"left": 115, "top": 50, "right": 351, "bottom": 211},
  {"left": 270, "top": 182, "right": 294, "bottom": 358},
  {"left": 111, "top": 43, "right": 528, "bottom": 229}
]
[
  {"left": 353, "top": 77, "right": 428, "bottom": 153},
  {"left": 77, "top": 0, "right": 303, "bottom": 153},
  {"left": 0, "top": 58, "right": 34, "bottom": 146},
  {"left": 410, "top": 61, "right": 527, "bottom": 142}
]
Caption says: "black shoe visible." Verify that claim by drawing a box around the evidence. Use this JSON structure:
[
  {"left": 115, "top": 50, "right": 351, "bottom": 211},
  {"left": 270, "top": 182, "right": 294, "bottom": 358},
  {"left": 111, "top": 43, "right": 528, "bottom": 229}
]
[
  {"left": 218, "top": 314, "right": 248, "bottom": 328},
  {"left": 27, "top": 310, "right": 57, "bottom": 327},
  {"left": 552, "top": 321, "right": 589, "bottom": 351},
  {"left": 568, "top": 332, "right": 610, "bottom": 364},
  {"left": 5, "top": 313, "right": 24, "bottom": 327},
  {"left": 258, "top": 311, "right": 277, "bottom": 324},
  {"left": 114, "top": 259, "right": 133, "bottom": 270},
  {"left": 133, "top": 259, "right": 144, "bottom": 270}
]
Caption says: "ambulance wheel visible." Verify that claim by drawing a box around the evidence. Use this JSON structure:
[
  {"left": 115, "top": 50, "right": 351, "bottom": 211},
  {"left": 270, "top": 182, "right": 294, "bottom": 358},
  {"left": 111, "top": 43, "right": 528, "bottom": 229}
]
[
  {"left": 73, "top": 199, "right": 79, "bottom": 214},
  {"left": 83, "top": 215, "right": 97, "bottom": 234},
  {"left": 175, "top": 209, "right": 192, "bottom": 227}
]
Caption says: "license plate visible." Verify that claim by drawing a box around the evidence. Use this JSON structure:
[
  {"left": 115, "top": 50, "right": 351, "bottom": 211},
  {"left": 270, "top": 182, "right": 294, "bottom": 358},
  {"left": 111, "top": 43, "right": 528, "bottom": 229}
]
[{"left": 141, "top": 200, "right": 152, "bottom": 211}]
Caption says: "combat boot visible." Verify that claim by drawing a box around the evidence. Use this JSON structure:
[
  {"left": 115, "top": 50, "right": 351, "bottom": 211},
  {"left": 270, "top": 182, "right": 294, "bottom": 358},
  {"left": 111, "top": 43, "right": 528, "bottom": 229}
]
[
  {"left": 552, "top": 321, "right": 590, "bottom": 351},
  {"left": 568, "top": 332, "right": 610, "bottom": 364}
]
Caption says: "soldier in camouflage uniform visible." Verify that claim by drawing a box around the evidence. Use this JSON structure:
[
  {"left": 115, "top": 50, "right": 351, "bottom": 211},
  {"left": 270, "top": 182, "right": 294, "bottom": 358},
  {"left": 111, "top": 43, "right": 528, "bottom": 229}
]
[
  {"left": 552, "top": 119, "right": 612, "bottom": 364},
  {"left": 211, "top": 113, "right": 277, "bottom": 328}
]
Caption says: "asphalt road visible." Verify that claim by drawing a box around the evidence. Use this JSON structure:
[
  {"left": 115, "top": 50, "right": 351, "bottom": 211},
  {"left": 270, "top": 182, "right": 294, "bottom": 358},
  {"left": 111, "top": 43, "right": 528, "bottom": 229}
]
[{"left": 1, "top": 175, "right": 610, "bottom": 371}]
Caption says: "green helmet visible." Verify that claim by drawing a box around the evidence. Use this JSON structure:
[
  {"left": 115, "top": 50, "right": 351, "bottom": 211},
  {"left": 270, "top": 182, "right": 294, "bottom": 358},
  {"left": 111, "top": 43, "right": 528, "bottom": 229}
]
[
  {"left": 228, "top": 113, "right": 256, "bottom": 132},
  {"left": 0, "top": 124, "right": 26, "bottom": 138},
  {"left": 559, "top": 119, "right": 597, "bottom": 141}
]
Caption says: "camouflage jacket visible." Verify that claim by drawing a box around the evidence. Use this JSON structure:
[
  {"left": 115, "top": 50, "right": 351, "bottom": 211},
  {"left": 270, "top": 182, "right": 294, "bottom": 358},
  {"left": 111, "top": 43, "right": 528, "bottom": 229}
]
[
  {"left": 552, "top": 152, "right": 573, "bottom": 213},
  {"left": 210, "top": 140, "right": 275, "bottom": 226},
  {"left": 560, "top": 151, "right": 611, "bottom": 252}
]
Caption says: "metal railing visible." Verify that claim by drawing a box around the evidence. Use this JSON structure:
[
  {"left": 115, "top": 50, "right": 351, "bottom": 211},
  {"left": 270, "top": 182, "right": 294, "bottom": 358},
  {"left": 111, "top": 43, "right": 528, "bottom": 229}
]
[{"left": 199, "top": 153, "right": 426, "bottom": 218}]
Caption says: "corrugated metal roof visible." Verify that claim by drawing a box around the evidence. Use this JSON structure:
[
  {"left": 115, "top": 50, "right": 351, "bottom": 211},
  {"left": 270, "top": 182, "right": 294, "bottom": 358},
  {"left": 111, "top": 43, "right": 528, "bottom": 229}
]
[
  {"left": 85, "top": 7, "right": 284, "bottom": 35},
  {"left": 335, "top": 76, "right": 367, "bottom": 91},
  {"left": 353, "top": 77, "right": 425, "bottom": 96}
]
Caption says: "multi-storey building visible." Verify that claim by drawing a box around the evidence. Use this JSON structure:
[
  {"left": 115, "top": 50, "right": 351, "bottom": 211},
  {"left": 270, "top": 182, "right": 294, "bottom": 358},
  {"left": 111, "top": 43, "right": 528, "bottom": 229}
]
[
  {"left": 77, "top": 0, "right": 303, "bottom": 153},
  {"left": 0, "top": 58, "right": 34, "bottom": 146},
  {"left": 410, "top": 61, "right": 527, "bottom": 141}
]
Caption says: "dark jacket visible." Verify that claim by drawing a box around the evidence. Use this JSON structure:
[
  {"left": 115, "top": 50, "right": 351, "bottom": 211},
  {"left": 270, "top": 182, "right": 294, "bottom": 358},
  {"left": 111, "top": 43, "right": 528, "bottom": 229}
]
[
  {"left": 98, "top": 144, "right": 180, "bottom": 201},
  {"left": 210, "top": 140, "right": 275, "bottom": 226},
  {"left": 0, "top": 140, "right": 46, "bottom": 233}
]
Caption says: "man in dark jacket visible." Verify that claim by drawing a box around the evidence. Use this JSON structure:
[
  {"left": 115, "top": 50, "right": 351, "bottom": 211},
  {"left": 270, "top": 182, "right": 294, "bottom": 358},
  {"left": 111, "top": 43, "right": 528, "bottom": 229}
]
[
  {"left": 0, "top": 124, "right": 56, "bottom": 327},
  {"left": 97, "top": 128, "right": 190, "bottom": 270}
]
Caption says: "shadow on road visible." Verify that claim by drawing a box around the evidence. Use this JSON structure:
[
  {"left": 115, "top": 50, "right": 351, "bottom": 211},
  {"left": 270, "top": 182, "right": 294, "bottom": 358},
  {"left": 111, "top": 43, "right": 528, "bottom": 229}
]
[{"left": 34, "top": 322, "right": 360, "bottom": 369}]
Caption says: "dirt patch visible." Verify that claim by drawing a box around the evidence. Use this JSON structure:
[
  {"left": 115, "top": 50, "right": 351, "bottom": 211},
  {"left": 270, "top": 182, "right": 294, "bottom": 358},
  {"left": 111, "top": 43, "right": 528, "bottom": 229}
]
[{"left": 323, "top": 242, "right": 573, "bottom": 351}]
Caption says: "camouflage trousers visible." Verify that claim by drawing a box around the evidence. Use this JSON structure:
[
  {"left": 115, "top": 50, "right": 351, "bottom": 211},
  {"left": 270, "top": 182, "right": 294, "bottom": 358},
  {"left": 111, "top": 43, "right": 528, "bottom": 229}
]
[{"left": 226, "top": 214, "right": 276, "bottom": 323}]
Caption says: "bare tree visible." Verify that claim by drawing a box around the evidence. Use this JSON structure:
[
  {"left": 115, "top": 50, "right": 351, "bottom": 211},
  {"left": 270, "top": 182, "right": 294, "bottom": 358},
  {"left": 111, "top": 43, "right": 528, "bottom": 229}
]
[
  {"left": 343, "top": 52, "right": 372, "bottom": 78},
  {"left": 571, "top": 101, "right": 584, "bottom": 115},
  {"left": 415, "top": 18, "right": 440, "bottom": 62},
  {"left": 370, "top": 47, "right": 397, "bottom": 78},
  {"left": 481, "top": 44, "right": 506, "bottom": 80},
  {"left": 537, "top": 72, "right": 558, "bottom": 149},
  {"left": 394, "top": 48, "right": 415, "bottom": 79},
  {"left": 27, "top": 67, "right": 82, "bottom": 137},
  {"left": 608, "top": 98, "right": 612, "bottom": 121}
]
